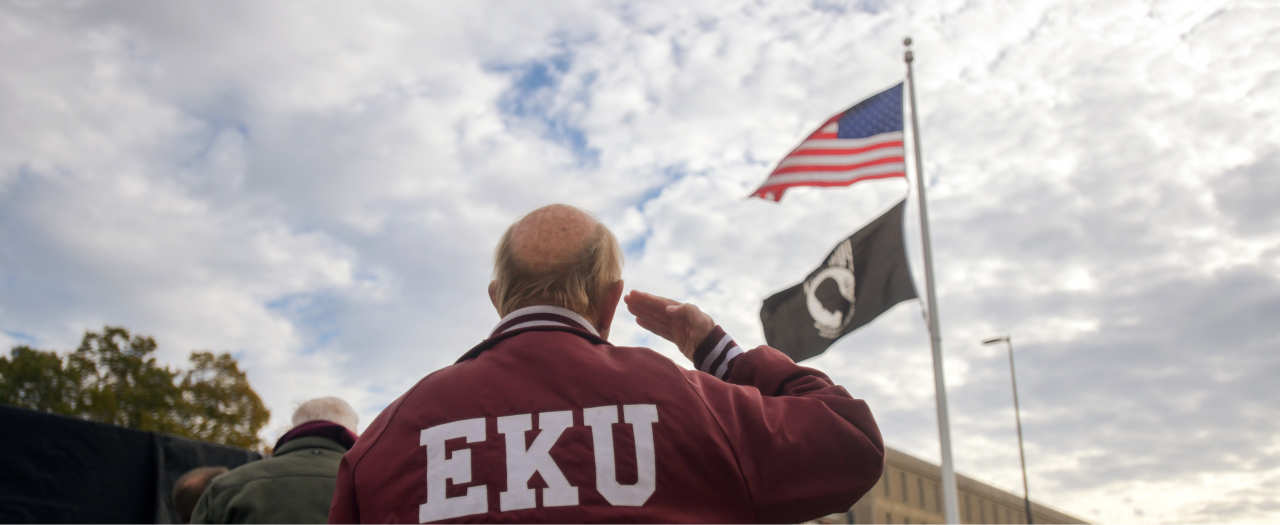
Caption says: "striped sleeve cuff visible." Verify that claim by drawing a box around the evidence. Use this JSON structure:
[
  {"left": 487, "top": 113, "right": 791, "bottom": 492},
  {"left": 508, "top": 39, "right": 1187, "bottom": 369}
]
[{"left": 691, "top": 325, "right": 745, "bottom": 381}]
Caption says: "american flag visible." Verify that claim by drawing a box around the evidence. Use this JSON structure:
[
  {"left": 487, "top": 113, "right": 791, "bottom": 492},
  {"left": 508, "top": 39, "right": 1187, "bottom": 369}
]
[{"left": 750, "top": 83, "right": 906, "bottom": 202}]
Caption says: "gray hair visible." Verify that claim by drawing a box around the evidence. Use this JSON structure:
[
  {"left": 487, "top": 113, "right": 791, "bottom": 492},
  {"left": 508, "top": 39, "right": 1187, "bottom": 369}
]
[{"left": 292, "top": 397, "right": 358, "bottom": 432}]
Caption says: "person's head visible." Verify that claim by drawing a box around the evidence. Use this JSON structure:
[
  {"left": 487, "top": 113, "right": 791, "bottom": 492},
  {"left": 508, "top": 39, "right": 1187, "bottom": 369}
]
[
  {"left": 292, "top": 397, "right": 358, "bottom": 433},
  {"left": 172, "top": 466, "right": 228, "bottom": 523},
  {"left": 489, "top": 204, "right": 625, "bottom": 338}
]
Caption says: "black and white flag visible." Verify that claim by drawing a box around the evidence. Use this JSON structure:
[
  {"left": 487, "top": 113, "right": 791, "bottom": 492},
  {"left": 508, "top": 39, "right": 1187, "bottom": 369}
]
[{"left": 760, "top": 199, "right": 918, "bottom": 362}]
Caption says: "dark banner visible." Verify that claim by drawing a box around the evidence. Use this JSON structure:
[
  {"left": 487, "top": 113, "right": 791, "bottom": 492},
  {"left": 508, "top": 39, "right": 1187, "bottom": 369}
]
[
  {"left": 761, "top": 199, "right": 918, "bottom": 362},
  {"left": 0, "top": 404, "right": 262, "bottom": 523}
]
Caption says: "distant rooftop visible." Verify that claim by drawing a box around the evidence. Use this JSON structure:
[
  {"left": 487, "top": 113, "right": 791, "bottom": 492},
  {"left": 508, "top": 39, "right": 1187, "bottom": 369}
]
[{"left": 815, "top": 446, "right": 1088, "bottom": 524}]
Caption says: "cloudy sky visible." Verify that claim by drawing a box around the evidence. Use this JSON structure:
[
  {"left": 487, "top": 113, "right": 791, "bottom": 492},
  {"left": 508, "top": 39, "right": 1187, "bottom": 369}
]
[{"left": 2, "top": 0, "right": 1278, "bottom": 522}]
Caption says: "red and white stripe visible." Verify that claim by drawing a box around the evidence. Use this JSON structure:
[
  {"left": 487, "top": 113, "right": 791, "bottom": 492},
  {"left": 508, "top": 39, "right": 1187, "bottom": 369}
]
[
  {"left": 691, "top": 326, "right": 744, "bottom": 381},
  {"left": 752, "top": 118, "right": 906, "bottom": 202}
]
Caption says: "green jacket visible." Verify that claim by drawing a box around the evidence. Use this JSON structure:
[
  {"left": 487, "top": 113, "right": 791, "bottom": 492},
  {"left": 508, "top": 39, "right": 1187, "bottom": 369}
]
[{"left": 190, "top": 436, "right": 347, "bottom": 524}]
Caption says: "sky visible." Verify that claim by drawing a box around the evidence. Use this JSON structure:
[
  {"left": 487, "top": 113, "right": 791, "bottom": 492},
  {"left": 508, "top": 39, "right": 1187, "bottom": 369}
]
[{"left": 1, "top": 0, "right": 1278, "bottom": 522}]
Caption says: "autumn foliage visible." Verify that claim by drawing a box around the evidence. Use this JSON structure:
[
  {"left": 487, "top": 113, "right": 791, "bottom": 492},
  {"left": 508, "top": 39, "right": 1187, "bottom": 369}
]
[{"left": 0, "top": 326, "right": 270, "bottom": 449}]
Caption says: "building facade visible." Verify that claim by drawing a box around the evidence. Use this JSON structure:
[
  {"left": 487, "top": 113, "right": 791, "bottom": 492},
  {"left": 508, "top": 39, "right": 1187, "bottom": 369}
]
[{"left": 817, "top": 447, "right": 1086, "bottom": 524}]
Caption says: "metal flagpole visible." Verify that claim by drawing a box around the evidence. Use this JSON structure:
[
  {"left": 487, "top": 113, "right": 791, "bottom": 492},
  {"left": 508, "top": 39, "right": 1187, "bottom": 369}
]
[
  {"left": 984, "top": 335, "right": 1035, "bottom": 524},
  {"left": 904, "top": 36, "right": 961, "bottom": 525}
]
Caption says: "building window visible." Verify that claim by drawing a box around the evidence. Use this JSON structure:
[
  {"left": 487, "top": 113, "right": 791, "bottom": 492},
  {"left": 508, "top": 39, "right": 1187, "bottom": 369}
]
[
  {"left": 886, "top": 512, "right": 892, "bottom": 524},
  {"left": 884, "top": 469, "right": 891, "bottom": 498},
  {"left": 980, "top": 500, "right": 987, "bottom": 524},
  {"left": 965, "top": 495, "right": 972, "bottom": 523},
  {"left": 900, "top": 472, "right": 909, "bottom": 502},
  {"left": 934, "top": 483, "right": 941, "bottom": 513},
  {"left": 917, "top": 477, "right": 925, "bottom": 509}
]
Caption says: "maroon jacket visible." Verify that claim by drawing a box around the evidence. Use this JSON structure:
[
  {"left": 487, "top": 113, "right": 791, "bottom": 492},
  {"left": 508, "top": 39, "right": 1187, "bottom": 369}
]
[{"left": 329, "top": 305, "right": 884, "bottom": 523}]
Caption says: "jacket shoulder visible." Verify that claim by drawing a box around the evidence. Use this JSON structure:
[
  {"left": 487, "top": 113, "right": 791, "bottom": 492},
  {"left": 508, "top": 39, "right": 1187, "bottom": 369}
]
[{"left": 211, "top": 439, "right": 344, "bottom": 489}]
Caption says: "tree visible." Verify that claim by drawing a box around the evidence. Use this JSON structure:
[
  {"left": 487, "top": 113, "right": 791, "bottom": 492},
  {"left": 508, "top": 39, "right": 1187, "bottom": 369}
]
[
  {"left": 0, "top": 326, "right": 270, "bottom": 449},
  {"left": 179, "top": 351, "right": 271, "bottom": 448},
  {"left": 0, "top": 345, "right": 82, "bottom": 415}
]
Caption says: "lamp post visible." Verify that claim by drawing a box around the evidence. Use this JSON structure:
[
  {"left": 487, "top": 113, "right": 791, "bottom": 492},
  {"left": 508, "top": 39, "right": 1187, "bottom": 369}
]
[{"left": 983, "top": 335, "right": 1033, "bottom": 524}]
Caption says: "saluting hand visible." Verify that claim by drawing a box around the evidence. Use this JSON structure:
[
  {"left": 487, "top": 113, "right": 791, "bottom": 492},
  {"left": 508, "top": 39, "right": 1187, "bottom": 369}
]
[{"left": 623, "top": 290, "right": 716, "bottom": 362}]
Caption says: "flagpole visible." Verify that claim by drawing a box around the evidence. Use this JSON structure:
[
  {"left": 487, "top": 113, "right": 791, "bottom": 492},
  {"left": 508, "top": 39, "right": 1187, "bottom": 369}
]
[
  {"left": 984, "top": 335, "right": 1034, "bottom": 524},
  {"left": 905, "top": 36, "right": 961, "bottom": 525}
]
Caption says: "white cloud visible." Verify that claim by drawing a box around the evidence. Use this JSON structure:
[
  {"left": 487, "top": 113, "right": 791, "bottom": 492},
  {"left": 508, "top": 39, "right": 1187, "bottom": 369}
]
[{"left": 1, "top": 0, "right": 1277, "bottom": 522}]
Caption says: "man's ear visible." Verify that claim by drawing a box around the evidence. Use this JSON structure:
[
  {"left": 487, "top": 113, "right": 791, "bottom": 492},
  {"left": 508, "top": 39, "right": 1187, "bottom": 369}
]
[
  {"left": 488, "top": 281, "right": 500, "bottom": 313},
  {"left": 595, "top": 279, "right": 626, "bottom": 340}
]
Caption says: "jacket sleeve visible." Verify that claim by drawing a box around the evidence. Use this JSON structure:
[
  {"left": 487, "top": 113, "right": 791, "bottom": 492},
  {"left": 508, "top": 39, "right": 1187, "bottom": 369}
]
[
  {"left": 685, "top": 326, "right": 885, "bottom": 523},
  {"left": 328, "top": 454, "right": 360, "bottom": 524}
]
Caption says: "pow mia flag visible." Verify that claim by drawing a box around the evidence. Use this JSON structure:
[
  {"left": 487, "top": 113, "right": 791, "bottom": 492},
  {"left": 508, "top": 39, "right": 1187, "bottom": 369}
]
[{"left": 761, "top": 199, "right": 918, "bottom": 362}]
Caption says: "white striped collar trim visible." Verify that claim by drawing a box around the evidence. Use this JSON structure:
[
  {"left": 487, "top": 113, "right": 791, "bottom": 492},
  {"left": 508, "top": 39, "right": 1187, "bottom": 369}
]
[{"left": 490, "top": 305, "right": 600, "bottom": 338}]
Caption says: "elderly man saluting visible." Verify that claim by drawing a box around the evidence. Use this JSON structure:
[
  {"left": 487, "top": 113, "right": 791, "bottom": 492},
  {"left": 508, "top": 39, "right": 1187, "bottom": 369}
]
[{"left": 329, "top": 204, "right": 884, "bottom": 523}]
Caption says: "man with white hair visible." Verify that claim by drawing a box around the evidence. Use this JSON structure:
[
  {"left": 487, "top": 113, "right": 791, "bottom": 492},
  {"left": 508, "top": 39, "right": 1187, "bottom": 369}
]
[
  {"left": 192, "top": 397, "right": 358, "bottom": 524},
  {"left": 330, "top": 204, "right": 885, "bottom": 523}
]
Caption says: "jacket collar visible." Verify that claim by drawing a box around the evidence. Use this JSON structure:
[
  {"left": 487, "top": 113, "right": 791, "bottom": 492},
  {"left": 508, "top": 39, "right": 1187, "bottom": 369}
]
[
  {"left": 489, "top": 305, "right": 600, "bottom": 337},
  {"left": 273, "top": 420, "right": 357, "bottom": 453},
  {"left": 272, "top": 435, "right": 350, "bottom": 457},
  {"left": 456, "top": 305, "right": 608, "bottom": 363}
]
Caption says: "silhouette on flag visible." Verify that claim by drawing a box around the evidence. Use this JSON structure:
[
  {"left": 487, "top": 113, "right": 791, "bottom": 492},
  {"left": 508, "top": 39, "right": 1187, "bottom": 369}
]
[
  {"left": 751, "top": 83, "right": 905, "bottom": 202},
  {"left": 760, "top": 199, "right": 917, "bottom": 362}
]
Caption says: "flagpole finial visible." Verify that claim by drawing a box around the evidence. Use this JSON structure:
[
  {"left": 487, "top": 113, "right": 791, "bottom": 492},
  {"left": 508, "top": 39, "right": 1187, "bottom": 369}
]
[
  {"left": 904, "top": 36, "right": 913, "bottom": 47},
  {"left": 904, "top": 36, "right": 914, "bottom": 63}
]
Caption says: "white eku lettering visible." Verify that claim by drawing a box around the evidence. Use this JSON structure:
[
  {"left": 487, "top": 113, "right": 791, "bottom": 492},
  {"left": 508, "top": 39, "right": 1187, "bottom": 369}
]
[
  {"left": 497, "top": 411, "right": 578, "bottom": 511},
  {"left": 419, "top": 418, "right": 488, "bottom": 522},
  {"left": 417, "top": 404, "right": 659, "bottom": 522},
  {"left": 583, "top": 404, "right": 660, "bottom": 506}
]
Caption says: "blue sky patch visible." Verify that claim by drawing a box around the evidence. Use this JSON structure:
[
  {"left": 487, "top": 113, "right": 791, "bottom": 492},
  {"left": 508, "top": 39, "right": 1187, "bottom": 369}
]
[
  {"left": 489, "top": 53, "right": 600, "bottom": 167},
  {"left": 266, "top": 292, "right": 343, "bottom": 353}
]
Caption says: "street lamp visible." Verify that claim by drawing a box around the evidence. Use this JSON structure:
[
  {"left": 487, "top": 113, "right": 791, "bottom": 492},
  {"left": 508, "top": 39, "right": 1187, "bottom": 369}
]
[{"left": 983, "top": 335, "right": 1033, "bottom": 525}]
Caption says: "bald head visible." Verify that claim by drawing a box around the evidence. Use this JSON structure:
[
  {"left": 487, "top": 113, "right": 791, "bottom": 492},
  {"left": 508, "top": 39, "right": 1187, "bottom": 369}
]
[
  {"left": 509, "top": 204, "right": 600, "bottom": 272},
  {"left": 491, "top": 204, "right": 624, "bottom": 335}
]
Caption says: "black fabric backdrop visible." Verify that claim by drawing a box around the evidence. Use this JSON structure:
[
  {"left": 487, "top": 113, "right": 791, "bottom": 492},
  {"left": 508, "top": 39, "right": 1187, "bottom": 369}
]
[{"left": 0, "top": 404, "right": 262, "bottom": 523}]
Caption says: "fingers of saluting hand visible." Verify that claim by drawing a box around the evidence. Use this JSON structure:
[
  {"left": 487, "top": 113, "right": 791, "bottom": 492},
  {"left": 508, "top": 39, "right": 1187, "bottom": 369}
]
[
  {"left": 624, "top": 291, "right": 676, "bottom": 339},
  {"left": 624, "top": 290, "right": 677, "bottom": 314},
  {"left": 619, "top": 290, "right": 680, "bottom": 340},
  {"left": 625, "top": 291, "right": 715, "bottom": 361},
  {"left": 624, "top": 291, "right": 676, "bottom": 323}
]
